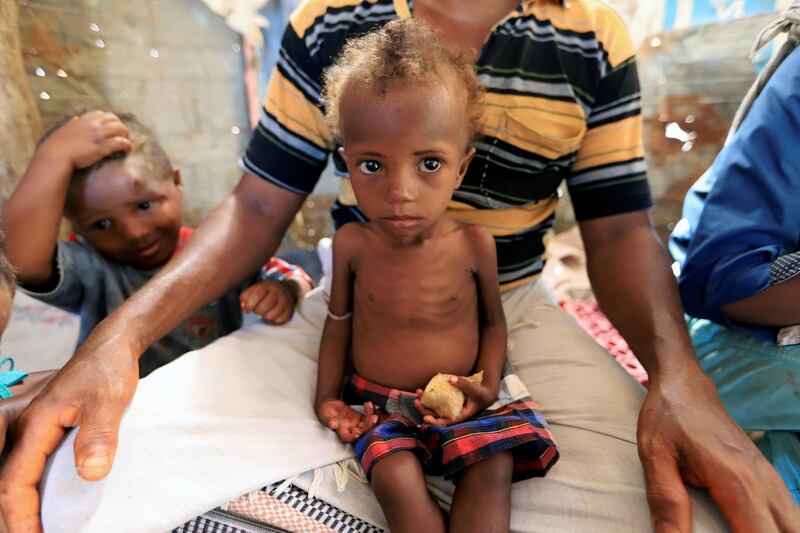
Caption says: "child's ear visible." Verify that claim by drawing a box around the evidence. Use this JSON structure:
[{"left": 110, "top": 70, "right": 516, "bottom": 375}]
[
  {"left": 337, "top": 146, "right": 349, "bottom": 166},
  {"left": 172, "top": 168, "right": 183, "bottom": 191},
  {"left": 455, "top": 147, "right": 476, "bottom": 188}
]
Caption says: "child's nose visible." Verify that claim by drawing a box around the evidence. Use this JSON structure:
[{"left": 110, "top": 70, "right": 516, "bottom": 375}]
[
  {"left": 385, "top": 172, "right": 416, "bottom": 204},
  {"left": 121, "top": 218, "right": 151, "bottom": 243}
]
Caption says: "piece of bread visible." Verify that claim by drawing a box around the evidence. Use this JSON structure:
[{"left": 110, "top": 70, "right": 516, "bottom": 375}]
[{"left": 420, "top": 371, "right": 484, "bottom": 420}]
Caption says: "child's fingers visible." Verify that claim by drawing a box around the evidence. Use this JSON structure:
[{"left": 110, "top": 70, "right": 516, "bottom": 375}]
[
  {"left": 450, "top": 376, "right": 490, "bottom": 403},
  {"left": 239, "top": 288, "right": 261, "bottom": 312},
  {"left": 269, "top": 306, "right": 293, "bottom": 325},
  {"left": 99, "top": 136, "right": 132, "bottom": 156},
  {"left": 261, "top": 300, "right": 289, "bottom": 323},
  {"left": 101, "top": 120, "right": 129, "bottom": 139},
  {"left": 413, "top": 398, "right": 437, "bottom": 418}
]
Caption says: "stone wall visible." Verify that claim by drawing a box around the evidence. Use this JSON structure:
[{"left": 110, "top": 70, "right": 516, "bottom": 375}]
[
  {"left": 15, "top": 0, "right": 250, "bottom": 226},
  {"left": 0, "top": 0, "right": 42, "bottom": 204}
]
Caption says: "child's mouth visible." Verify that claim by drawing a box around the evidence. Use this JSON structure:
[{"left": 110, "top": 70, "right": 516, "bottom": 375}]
[
  {"left": 383, "top": 216, "right": 422, "bottom": 229},
  {"left": 136, "top": 239, "right": 161, "bottom": 256}
]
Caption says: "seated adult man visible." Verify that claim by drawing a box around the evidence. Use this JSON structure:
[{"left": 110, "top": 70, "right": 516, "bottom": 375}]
[{"left": 1, "top": 1, "right": 796, "bottom": 531}]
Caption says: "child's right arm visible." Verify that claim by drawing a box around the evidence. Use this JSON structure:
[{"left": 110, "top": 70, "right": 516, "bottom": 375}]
[
  {"left": 3, "top": 111, "right": 130, "bottom": 288},
  {"left": 314, "top": 226, "right": 376, "bottom": 442}
]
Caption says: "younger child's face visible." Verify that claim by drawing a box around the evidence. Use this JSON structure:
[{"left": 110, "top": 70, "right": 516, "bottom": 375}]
[
  {"left": 68, "top": 158, "right": 182, "bottom": 270},
  {"left": 338, "top": 77, "right": 475, "bottom": 243}
]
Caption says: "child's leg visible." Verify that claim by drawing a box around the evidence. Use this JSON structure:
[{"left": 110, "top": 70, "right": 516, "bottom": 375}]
[
  {"left": 449, "top": 451, "right": 514, "bottom": 533},
  {"left": 370, "top": 451, "right": 446, "bottom": 533}
]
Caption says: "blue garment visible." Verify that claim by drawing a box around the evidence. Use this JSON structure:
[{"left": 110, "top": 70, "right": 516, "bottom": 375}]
[
  {"left": 669, "top": 45, "right": 800, "bottom": 342},
  {"left": 688, "top": 317, "right": 800, "bottom": 503}
]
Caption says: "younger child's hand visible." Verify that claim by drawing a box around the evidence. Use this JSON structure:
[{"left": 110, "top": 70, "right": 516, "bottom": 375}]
[
  {"left": 316, "top": 399, "right": 378, "bottom": 443},
  {"left": 240, "top": 280, "right": 296, "bottom": 324},
  {"left": 38, "top": 110, "right": 131, "bottom": 170},
  {"left": 413, "top": 376, "right": 496, "bottom": 426}
]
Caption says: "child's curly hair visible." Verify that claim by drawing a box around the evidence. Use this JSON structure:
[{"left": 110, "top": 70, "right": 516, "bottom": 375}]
[{"left": 322, "top": 18, "right": 484, "bottom": 145}]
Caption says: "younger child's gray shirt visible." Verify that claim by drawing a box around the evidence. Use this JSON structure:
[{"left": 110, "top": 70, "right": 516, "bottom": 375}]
[{"left": 23, "top": 240, "right": 249, "bottom": 377}]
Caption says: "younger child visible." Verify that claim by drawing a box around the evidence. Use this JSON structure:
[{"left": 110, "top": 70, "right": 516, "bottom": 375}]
[
  {"left": 314, "top": 20, "right": 558, "bottom": 532},
  {"left": 2, "top": 110, "right": 312, "bottom": 377}
]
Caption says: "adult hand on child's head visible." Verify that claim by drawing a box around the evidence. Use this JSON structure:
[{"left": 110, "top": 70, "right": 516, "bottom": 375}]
[
  {"left": 0, "top": 331, "right": 139, "bottom": 532},
  {"left": 413, "top": 376, "right": 496, "bottom": 426},
  {"left": 38, "top": 110, "right": 131, "bottom": 171},
  {"left": 239, "top": 280, "right": 295, "bottom": 324},
  {"left": 638, "top": 364, "right": 800, "bottom": 533},
  {"left": 316, "top": 399, "right": 378, "bottom": 444}
]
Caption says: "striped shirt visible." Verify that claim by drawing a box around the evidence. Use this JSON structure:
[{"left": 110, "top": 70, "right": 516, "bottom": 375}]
[{"left": 242, "top": 0, "right": 652, "bottom": 290}]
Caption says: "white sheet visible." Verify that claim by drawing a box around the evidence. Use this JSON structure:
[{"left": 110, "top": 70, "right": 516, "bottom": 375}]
[{"left": 40, "top": 287, "right": 353, "bottom": 532}]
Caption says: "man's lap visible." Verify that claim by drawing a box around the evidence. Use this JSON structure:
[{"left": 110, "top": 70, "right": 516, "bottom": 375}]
[
  {"left": 483, "top": 282, "right": 725, "bottom": 531},
  {"left": 39, "top": 285, "right": 726, "bottom": 531}
]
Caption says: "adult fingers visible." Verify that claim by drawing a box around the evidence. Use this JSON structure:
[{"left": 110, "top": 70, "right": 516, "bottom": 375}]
[
  {"left": 765, "top": 462, "right": 800, "bottom": 532},
  {"left": 702, "top": 461, "right": 779, "bottom": 533},
  {"left": 0, "top": 406, "right": 71, "bottom": 533},
  {"left": 639, "top": 446, "right": 692, "bottom": 533},
  {"left": 0, "top": 413, "right": 7, "bottom": 456},
  {"left": 72, "top": 402, "right": 126, "bottom": 482}
]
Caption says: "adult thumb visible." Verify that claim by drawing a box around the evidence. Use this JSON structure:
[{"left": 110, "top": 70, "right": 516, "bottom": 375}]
[
  {"left": 641, "top": 450, "right": 692, "bottom": 533},
  {"left": 73, "top": 404, "right": 124, "bottom": 482}
]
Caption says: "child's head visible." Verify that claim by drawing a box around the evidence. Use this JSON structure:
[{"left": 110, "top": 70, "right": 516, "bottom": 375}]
[
  {"left": 0, "top": 231, "right": 15, "bottom": 335},
  {"left": 322, "top": 19, "right": 484, "bottom": 240},
  {"left": 46, "top": 111, "right": 182, "bottom": 270}
]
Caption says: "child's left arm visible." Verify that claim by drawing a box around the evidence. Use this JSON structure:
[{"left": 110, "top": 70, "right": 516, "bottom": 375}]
[{"left": 240, "top": 258, "right": 313, "bottom": 324}]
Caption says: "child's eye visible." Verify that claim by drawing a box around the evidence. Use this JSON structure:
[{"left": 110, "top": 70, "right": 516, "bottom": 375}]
[
  {"left": 138, "top": 200, "right": 152, "bottom": 210},
  {"left": 358, "top": 160, "right": 382, "bottom": 174},
  {"left": 419, "top": 158, "right": 442, "bottom": 173},
  {"left": 92, "top": 219, "right": 111, "bottom": 230}
]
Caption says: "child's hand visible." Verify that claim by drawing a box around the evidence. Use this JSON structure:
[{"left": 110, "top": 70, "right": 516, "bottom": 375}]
[
  {"left": 413, "top": 376, "right": 496, "bottom": 426},
  {"left": 316, "top": 399, "right": 378, "bottom": 443},
  {"left": 37, "top": 110, "right": 131, "bottom": 170},
  {"left": 240, "top": 280, "right": 296, "bottom": 324}
]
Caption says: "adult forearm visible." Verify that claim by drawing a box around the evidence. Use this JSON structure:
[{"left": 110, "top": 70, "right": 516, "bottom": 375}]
[
  {"left": 722, "top": 275, "right": 800, "bottom": 327},
  {"left": 584, "top": 224, "right": 696, "bottom": 380},
  {"left": 3, "top": 152, "right": 72, "bottom": 283},
  {"left": 94, "top": 173, "right": 305, "bottom": 358}
]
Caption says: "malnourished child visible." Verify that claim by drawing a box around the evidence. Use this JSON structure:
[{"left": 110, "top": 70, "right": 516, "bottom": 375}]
[{"left": 314, "top": 20, "right": 558, "bottom": 532}]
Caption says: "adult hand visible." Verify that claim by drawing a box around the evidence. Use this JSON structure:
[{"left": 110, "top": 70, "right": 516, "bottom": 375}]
[
  {"left": 638, "top": 364, "right": 800, "bottom": 533},
  {"left": 37, "top": 110, "right": 131, "bottom": 171},
  {"left": 240, "top": 280, "right": 295, "bottom": 324},
  {"left": 413, "top": 375, "right": 496, "bottom": 426},
  {"left": 316, "top": 399, "right": 378, "bottom": 443},
  {"left": 0, "top": 333, "right": 139, "bottom": 533}
]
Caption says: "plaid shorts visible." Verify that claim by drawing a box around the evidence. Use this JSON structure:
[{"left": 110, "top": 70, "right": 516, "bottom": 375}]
[{"left": 343, "top": 372, "right": 559, "bottom": 482}]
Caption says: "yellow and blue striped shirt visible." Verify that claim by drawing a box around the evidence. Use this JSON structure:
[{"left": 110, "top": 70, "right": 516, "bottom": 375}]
[{"left": 242, "top": 0, "right": 652, "bottom": 289}]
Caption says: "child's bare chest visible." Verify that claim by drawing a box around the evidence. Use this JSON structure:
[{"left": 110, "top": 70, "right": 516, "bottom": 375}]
[{"left": 353, "top": 245, "right": 476, "bottom": 323}]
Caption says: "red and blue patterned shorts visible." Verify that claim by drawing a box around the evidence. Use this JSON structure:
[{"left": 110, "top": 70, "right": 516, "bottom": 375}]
[{"left": 343, "top": 373, "right": 559, "bottom": 482}]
